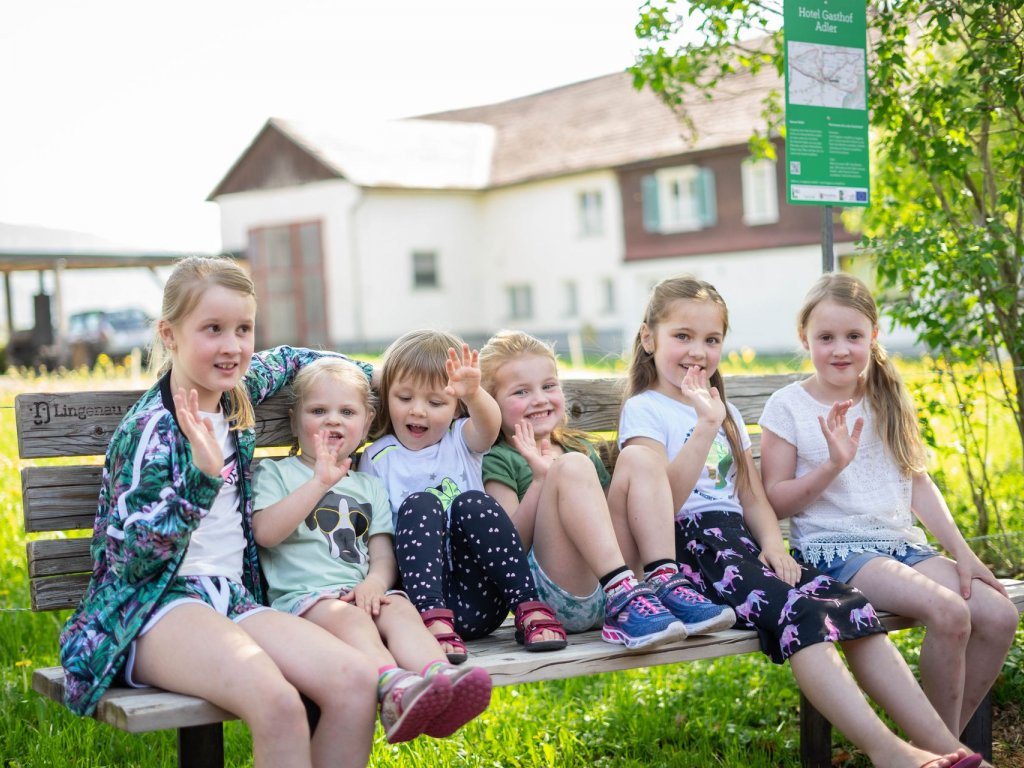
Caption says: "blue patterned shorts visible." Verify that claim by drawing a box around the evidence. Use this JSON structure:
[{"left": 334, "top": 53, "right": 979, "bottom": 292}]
[{"left": 528, "top": 548, "right": 604, "bottom": 633}]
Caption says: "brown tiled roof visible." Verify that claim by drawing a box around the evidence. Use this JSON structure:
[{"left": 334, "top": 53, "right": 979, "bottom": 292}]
[{"left": 418, "top": 65, "right": 781, "bottom": 187}]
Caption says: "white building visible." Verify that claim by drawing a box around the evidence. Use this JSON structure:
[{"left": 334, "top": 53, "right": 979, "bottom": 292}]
[{"left": 210, "top": 68, "right": 880, "bottom": 358}]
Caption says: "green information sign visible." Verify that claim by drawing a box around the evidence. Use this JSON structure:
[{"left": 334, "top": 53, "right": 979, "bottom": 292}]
[{"left": 784, "top": 0, "right": 869, "bottom": 206}]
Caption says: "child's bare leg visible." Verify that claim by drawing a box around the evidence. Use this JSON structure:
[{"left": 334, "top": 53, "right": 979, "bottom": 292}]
[
  {"left": 133, "top": 604, "right": 374, "bottom": 768},
  {"left": 788, "top": 642, "right": 967, "bottom": 768},
  {"left": 911, "top": 557, "right": 1020, "bottom": 733},
  {"left": 841, "top": 634, "right": 969, "bottom": 756},
  {"left": 371, "top": 594, "right": 450, "bottom": 671},
  {"left": 606, "top": 444, "right": 676, "bottom": 574},
  {"left": 303, "top": 598, "right": 395, "bottom": 668},
  {"left": 240, "top": 609, "right": 378, "bottom": 768},
  {"left": 850, "top": 557, "right": 970, "bottom": 731},
  {"left": 531, "top": 452, "right": 626, "bottom": 596}
]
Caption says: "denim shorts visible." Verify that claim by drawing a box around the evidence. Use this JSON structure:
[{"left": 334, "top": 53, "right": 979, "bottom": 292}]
[
  {"left": 527, "top": 548, "right": 605, "bottom": 633},
  {"left": 806, "top": 544, "right": 941, "bottom": 584}
]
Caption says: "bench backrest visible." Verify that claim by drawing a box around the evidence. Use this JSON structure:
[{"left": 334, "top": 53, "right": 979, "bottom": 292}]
[{"left": 16, "top": 373, "right": 803, "bottom": 613}]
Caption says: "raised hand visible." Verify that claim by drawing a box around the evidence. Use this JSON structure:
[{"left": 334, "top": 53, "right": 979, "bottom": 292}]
[
  {"left": 509, "top": 420, "right": 555, "bottom": 477},
  {"left": 818, "top": 400, "right": 864, "bottom": 471},
  {"left": 173, "top": 387, "right": 222, "bottom": 477},
  {"left": 680, "top": 365, "right": 726, "bottom": 426},
  {"left": 311, "top": 430, "right": 351, "bottom": 489},
  {"left": 444, "top": 343, "right": 481, "bottom": 400}
]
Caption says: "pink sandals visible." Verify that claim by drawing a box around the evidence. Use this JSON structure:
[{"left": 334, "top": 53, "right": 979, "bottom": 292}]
[
  {"left": 420, "top": 607, "right": 468, "bottom": 664},
  {"left": 514, "top": 600, "right": 568, "bottom": 652}
]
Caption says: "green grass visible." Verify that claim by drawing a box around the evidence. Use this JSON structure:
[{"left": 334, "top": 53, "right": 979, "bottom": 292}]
[{"left": 1, "top": 363, "right": 1021, "bottom": 767}]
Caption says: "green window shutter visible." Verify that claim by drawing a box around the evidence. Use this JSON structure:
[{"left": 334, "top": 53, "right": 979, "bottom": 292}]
[
  {"left": 641, "top": 174, "right": 660, "bottom": 232},
  {"left": 697, "top": 168, "right": 717, "bottom": 227}
]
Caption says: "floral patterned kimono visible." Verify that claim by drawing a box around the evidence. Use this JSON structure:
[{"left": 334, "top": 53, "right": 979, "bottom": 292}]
[{"left": 59, "top": 347, "right": 371, "bottom": 716}]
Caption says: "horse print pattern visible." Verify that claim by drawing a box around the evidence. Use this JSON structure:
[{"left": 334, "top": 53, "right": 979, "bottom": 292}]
[{"left": 674, "top": 510, "right": 886, "bottom": 663}]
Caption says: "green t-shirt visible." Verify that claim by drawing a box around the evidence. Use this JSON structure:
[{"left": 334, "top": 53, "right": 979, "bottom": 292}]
[
  {"left": 254, "top": 456, "right": 393, "bottom": 614},
  {"left": 482, "top": 438, "right": 611, "bottom": 500}
]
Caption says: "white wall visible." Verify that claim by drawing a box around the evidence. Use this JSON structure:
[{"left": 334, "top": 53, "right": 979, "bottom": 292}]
[
  {"left": 216, "top": 177, "right": 919, "bottom": 358},
  {"left": 480, "top": 172, "right": 624, "bottom": 336},
  {"left": 354, "top": 189, "right": 484, "bottom": 344},
  {"left": 622, "top": 242, "right": 918, "bottom": 358}
]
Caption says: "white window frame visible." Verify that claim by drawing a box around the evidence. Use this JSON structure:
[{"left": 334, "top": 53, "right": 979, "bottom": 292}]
[
  {"left": 642, "top": 165, "right": 717, "bottom": 234},
  {"left": 506, "top": 284, "right": 533, "bottom": 320},
  {"left": 411, "top": 251, "right": 439, "bottom": 289},
  {"left": 563, "top": 280, "right": 579, "bottom": 318},
  {"left": 741, "top": 158, "right": 779, "bottom": 226},
  {"left": 578, "top": 190, "right": 604, "bottom": 236}
]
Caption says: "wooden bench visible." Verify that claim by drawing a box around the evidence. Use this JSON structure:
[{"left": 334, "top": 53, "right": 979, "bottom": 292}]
[{"left": 16, "top": 373, "right": 1024, "bottom": 768}]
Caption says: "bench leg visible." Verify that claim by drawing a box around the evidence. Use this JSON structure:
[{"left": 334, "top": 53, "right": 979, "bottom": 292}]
[
  {"left": 799, "top": 692, "right": 832, "bottom": 768},
  {"left": 959, "top": 690, "right": 992, "bottom": 763},
  {"left": 178, "top": 723, "right": 224, "bottom": 768}
]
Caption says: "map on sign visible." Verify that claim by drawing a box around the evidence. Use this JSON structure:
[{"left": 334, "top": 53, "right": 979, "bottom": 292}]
[{"left": 787, "top": 41, "right": 866, "bottom": 110}]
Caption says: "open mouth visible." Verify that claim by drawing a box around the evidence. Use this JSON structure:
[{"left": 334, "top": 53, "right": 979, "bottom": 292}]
[{"left": 407, "top": 424, "right": 428, "bottom": 436}]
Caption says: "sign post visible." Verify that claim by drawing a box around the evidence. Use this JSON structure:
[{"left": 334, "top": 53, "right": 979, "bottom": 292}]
[{"left": 784, "top": 0, "right": 869, "bottom": 272}]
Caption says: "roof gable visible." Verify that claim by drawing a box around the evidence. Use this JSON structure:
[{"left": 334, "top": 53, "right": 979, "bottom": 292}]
[{"left": 208, "top": 121, "right": 341, "bottom": 200}]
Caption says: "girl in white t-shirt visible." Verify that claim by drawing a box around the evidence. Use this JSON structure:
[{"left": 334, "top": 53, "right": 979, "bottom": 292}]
[
  {"left": 254, "top": 358, "right": 491, "bottom": 744},
  {"left": 759, "top": 272, "right": 1018, "bottom": 735},
  {"left": 618, "top": 274, "right": 983, "bottom": 768},
  {"left": 358, "top": 330, "right": 567, "bottom": 664}
]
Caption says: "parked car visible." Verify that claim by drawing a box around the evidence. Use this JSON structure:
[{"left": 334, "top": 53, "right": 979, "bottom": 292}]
[{"left": 66, "top": 308, "right": 154, "bottom": 367}]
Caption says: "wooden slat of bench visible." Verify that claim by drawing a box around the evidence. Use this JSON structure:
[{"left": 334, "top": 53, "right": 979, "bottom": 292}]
[
  {"left": 31, "top": 579, "right": 1022, "bottom": 734},
  {"left": 14, "top": 374, "right": 802, "bottom": 459},
  {"left": 27, "top": 538, "right": 91, "bottom": 578},
  {"left": 23, "top": 465, "right": 103, "bottom": 532}
]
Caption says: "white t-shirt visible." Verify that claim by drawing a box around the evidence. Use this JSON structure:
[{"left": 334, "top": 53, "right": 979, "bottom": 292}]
[
  {"left": 618, "top": 390, "right": 750, "bottom": 522},
  {"left": 179, "top": 409, "right": 246, "bottom": 581},
  {"left": 758, "top": 381, "right": 927, "bottom": 564},
  {"left": 357, "top": 418, "right": 485, "bottom": 528}
]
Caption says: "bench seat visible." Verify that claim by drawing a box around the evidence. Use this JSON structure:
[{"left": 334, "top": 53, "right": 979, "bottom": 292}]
[{"left": 33, "top": 580, "right": 1023, "bottom": 733}]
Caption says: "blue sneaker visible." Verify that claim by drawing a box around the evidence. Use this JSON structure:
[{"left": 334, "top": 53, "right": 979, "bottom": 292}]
[
  {"left": 650, "top": 572, "right": 736, "bottom": 635},
  {"left": 601, "top": 584, "right": 688, "bottom": 650}
]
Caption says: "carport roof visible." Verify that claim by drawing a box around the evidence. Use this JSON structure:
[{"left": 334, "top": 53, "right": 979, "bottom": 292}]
[{"left": 0, "top": 222, "right": 214, "bottom": 272}]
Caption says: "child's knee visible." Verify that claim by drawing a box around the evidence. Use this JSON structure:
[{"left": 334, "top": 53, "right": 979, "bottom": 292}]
[
  {"left": 551, "top": 451, "right": 599, "bottom": 483},
  {"left": 974, "top": 591, "right": 1021, "bottom": 641},
  {"left": 928, "top": 592, "right": 972, "bottom": 639}
]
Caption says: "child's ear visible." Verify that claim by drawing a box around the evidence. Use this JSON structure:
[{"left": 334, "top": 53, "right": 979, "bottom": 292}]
[
  {"left": 639, "top": 323, "right": 654, "bottom": 354},
  {"left": 799, "top": 332, "right": 809, "bottom": 351},
  {"left": 158, "top": 320, "right": 175, "bottom": 351},
  {"left": 361, "top": 409, "right": 375, "bottom": 441}
]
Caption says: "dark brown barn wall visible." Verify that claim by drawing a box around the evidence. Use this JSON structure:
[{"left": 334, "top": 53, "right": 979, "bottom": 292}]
[{"left": 619, "top": 140, "right": 857, "bottom": 262}]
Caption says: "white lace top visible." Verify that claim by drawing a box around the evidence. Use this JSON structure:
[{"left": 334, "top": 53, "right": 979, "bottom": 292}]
[{"left": 759, "top": 381, "right": 927, "bottom": 565}]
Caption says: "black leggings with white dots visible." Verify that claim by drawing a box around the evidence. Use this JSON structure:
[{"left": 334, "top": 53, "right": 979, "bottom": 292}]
[{"left": 394, "top": 490, "right": 538, "bottom": 639}]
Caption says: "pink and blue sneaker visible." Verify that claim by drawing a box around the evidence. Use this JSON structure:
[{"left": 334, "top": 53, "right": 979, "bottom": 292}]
[
  {"left": 649, "top": 572, "right": 736, "bottom": 635},
  {"left": 601, "top": 583, "right": 688, "bottom": 650}
]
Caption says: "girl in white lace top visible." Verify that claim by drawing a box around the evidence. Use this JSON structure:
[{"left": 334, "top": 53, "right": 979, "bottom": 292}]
[{"left": 760, "top": 272, "right": 1018, "bottom": 736}]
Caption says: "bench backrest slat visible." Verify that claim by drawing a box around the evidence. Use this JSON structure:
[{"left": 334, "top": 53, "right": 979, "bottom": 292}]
[{"left": 17, "top": 373, "right": 802, "bottom": 612}]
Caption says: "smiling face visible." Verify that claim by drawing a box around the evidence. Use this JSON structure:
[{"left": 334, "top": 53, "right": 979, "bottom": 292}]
[
  {"left": 801, "top": 298, "right": 876, "bottom": 399},
  {"left": 641, "top": 298, "right": 726, "bottom": 400},
  {"left": 387, "top": 374, "right": 459, "bottom": 450},
  {"left": 490, "top": 354, "right": 565, "bottom": 442},
  {"left": 293, "top": 378, "right": 373, "bottom": 465},
  {"left": 160, "top": 283, "right": 256, "bottom": 411}
]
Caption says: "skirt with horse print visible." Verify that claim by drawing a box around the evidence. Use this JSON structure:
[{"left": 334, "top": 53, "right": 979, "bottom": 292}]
[{"left": 674, "top": 510, "right": 886, "bottom": 663}]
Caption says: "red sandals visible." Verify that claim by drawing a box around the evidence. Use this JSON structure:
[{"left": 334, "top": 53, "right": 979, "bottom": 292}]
[
  {"left": 514, "top": 600, "right": 568, "bottom": 652},
  {"left": 420, "top": 607, "right": 468, "bottom": 664}
]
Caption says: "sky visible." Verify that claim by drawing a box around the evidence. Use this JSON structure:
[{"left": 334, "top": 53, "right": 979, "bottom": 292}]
[{"left": 0, "top": 1, "right": 648, "bottom": 254}]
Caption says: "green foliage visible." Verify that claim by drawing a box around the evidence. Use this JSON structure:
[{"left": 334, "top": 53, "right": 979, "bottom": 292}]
[{"left": 633, "top": 0, "right": 1024, "bottom": 535}]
